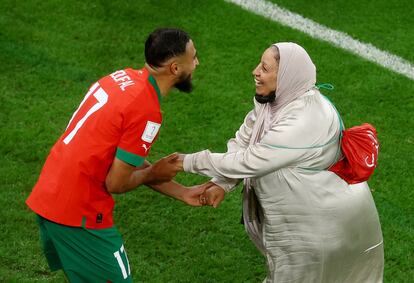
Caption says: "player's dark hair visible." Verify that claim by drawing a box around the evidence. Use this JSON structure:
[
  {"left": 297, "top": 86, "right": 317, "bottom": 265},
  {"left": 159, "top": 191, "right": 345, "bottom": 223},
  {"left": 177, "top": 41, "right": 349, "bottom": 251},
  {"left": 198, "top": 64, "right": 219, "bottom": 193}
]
[{"left": 145, "top": 28, "right": 191, "bottom": 68}]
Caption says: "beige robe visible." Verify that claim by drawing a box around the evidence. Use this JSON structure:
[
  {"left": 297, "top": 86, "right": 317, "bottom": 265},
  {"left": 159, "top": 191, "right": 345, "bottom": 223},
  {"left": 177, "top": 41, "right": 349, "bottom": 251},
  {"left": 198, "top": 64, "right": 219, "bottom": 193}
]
[{"left": 184, "top": 90, "right": 384, "bottom": 282}]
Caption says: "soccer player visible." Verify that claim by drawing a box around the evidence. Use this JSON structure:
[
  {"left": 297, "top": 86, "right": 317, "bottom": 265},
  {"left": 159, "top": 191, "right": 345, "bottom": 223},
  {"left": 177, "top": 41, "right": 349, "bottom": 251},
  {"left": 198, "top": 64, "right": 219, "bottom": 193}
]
[{"left": 26, "top": 28, "right": 205, "bottom": 282}]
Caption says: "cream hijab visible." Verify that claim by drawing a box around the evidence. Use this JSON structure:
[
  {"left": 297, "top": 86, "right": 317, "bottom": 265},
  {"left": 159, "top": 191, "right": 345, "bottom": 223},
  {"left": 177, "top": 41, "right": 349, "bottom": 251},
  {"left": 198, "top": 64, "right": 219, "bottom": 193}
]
[
  {"left": 250, "top": 42, "right": 317, "bottom": 144},
  {"left": 244, "top": 43, "right": 317, "bottom": 252}
]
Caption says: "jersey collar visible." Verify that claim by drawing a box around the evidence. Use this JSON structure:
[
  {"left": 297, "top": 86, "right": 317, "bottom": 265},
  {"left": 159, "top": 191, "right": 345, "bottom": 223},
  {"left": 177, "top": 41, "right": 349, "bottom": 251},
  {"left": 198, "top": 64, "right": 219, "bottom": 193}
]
[{"left": 148, "top": 75, "right": 162, "bottom": 103}]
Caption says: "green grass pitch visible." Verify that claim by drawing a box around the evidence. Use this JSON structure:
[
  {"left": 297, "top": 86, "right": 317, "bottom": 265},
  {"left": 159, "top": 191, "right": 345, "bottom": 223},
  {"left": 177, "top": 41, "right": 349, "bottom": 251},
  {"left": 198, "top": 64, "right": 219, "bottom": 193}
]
[{"left": 0, "top": 0, "right": 413, "bottom": 282}]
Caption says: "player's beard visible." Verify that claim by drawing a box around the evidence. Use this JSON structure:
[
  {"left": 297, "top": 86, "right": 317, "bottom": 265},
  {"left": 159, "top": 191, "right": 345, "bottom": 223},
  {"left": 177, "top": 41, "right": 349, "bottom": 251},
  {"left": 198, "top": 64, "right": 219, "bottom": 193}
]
[
  {"left": 255, "top": 90, "right": 276, "bottom": 104},
  {"left": 174, "top": 72, "right": 193, "bottom": 93}
]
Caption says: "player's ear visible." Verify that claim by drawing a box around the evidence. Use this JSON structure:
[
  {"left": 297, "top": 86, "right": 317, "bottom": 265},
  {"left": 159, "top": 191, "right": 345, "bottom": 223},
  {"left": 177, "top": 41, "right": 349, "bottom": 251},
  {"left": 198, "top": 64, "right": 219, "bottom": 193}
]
[{"left": 169, "top": 62, "right": 179, "bottom": 76}]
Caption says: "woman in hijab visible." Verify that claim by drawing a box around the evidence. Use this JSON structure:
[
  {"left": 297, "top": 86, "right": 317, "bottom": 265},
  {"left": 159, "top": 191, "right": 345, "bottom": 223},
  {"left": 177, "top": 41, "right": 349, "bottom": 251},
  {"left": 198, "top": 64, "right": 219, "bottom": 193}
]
[{"left": 176, "top": 42, "right": 384, "bottom": 282}]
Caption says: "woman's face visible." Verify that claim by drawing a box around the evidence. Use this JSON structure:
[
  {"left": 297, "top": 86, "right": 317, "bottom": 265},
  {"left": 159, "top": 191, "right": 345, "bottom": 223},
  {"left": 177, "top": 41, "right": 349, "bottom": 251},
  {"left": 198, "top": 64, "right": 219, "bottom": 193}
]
[{"left": 252, "top": 47, "right": 279, "bottom": 96}]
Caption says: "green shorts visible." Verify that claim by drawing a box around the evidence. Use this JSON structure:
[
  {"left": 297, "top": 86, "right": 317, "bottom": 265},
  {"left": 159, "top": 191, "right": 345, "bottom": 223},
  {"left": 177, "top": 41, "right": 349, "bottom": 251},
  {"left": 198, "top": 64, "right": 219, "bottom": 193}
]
[{"left": 36, "top": 215, "right": 132, "bottom": 283}]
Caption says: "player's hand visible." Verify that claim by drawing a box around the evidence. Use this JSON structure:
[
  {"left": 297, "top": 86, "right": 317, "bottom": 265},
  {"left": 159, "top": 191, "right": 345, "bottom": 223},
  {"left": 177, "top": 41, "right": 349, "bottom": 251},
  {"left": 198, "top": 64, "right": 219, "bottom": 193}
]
[
  {"left": 171, "top": 153, "right": 184, "bottom": 170},
  {"left": 182, "top": 182, "right": 215, "bottom": 207},
  {"left": 200, "top": 183, "right": 226, "bottom": 208},
  {"left": 147, "top": 153, "right": 182, "bottom": 184}
]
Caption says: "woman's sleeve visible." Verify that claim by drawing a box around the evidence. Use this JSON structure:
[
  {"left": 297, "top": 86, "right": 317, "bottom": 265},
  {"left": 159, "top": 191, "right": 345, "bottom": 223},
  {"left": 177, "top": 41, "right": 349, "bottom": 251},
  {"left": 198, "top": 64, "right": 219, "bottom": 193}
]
[
  {"left": 184, "top": 109, "right": 313, "bottom": 180},
  {"left": 210, "top": 110, "right": 255, "bottom": 192}
]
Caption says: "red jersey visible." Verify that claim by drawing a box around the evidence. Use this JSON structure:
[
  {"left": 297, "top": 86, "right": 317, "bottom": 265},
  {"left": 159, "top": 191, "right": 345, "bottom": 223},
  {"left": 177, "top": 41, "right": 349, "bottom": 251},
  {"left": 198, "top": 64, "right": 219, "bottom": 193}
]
[{"left": 26, "top": 68, "right": 162, "bottom": 228}]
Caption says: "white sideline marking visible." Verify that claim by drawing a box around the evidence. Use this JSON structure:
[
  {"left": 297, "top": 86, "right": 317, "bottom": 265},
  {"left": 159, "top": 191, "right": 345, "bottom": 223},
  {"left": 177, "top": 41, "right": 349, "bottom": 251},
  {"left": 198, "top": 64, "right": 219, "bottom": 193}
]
[{"left": 225, "top": 0, "right": 414, "bottom": 80}]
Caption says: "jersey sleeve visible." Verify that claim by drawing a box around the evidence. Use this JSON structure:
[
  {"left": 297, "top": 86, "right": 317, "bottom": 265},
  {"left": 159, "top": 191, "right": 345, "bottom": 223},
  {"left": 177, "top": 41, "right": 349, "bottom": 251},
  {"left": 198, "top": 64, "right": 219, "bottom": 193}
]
[{"left": 116, "top": 110, "right": 162, "bottom": 167}]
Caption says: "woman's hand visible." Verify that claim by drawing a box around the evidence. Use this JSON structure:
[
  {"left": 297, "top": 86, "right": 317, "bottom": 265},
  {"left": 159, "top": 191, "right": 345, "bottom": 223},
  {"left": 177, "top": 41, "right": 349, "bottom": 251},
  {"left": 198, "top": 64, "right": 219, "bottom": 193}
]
[
  {"left": 181, "top": 182, "right": 215, "bottom": 206},
  {"left": 200, "top": 183, "right": 226, "bottom": 208}
]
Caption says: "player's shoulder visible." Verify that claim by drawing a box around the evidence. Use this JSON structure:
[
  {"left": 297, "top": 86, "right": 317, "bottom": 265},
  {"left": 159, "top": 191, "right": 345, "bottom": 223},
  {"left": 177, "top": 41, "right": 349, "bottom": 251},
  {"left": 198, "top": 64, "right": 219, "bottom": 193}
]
[
  {"left": 103, "top": 68, "right": 156, "bottom": 101},
  {"left": 103, "top": 68, "right": 147, "bottom": 92},
  {"left": 97, "top": 67, "right": 161, "bottom": 118},
  {"left": 123, "top": 68, "right": 159, "bottom": 99}
]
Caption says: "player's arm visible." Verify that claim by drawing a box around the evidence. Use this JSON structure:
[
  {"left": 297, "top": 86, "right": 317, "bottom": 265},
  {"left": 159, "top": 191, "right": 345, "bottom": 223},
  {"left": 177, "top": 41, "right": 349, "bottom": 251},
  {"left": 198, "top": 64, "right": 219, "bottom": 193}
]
[
  {"left": 105, "top": 153, "right": 180, "bottom": 194},
  {"left": 105, "top": 158, "right": 209, "bottom": 206},
  {"left": 147, "top": 180, "right": 212, "bottom": 207},
  {"left": 140, "top": 159, "right": 213, "bottom": 206}
]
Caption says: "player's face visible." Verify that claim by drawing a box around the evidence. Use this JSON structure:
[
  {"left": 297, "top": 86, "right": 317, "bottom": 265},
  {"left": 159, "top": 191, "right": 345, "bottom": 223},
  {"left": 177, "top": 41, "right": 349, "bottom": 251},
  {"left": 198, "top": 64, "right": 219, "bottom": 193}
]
[
  {"left": 252, "top": 47, "right": 278, "bottom": 97},
  {"left": 174, "top": 40, "right": 199, "bottom": 93}
]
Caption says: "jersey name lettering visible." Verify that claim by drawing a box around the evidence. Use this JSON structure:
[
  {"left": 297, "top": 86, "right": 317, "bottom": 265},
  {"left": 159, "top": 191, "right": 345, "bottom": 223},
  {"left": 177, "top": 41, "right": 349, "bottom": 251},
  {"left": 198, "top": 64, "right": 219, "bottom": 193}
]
[{"left": 110, "top": 70, "right": 135, "bottom": 91}]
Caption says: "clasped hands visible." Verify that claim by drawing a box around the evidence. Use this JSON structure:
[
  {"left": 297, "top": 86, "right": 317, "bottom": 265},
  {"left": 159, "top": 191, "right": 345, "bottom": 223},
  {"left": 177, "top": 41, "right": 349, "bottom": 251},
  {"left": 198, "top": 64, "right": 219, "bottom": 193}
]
[{"left": 147, "top": 153, "right": 225, "bottom": 208}]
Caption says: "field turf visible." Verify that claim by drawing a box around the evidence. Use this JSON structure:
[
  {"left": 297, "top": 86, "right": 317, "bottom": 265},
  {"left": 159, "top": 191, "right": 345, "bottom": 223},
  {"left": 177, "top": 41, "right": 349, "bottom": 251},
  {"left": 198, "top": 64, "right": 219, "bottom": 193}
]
[{"left": 0, "top": 0, "right": 412, "bottom": 281}]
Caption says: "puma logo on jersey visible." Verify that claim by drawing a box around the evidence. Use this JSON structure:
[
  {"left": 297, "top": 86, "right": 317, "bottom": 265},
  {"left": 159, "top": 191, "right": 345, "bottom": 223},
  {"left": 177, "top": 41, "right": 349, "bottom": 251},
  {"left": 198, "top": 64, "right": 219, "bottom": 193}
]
[{"left": 142, "top": 144, "right": 150, "bottom": 153}]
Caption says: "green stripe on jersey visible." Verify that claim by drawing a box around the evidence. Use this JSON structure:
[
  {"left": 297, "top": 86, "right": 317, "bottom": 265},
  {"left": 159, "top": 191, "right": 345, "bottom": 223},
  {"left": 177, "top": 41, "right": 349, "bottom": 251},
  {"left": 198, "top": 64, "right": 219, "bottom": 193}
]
[
  {"left": 116, "top": 148, "right": 144, "bottom": 166},
  {"left": 148, "top": 75, "right": 162, "bottom": 103}
]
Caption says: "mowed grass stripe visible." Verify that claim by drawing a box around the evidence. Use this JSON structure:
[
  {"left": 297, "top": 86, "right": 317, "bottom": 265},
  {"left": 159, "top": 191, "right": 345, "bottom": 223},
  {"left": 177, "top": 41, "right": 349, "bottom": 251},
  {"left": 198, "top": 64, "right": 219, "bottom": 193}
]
[
  {"left": 267, "top": 0, "right": 414, "bottom": 63},
  {"left": 226, "top": 0, "right": 414, "bottom": 80}
]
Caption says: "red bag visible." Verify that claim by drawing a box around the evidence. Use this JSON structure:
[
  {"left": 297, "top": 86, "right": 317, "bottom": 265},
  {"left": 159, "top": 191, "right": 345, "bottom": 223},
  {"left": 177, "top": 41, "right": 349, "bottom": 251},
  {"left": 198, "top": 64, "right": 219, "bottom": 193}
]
[{"left": 329, "top": 123, "right": 379, "bottom": 184}]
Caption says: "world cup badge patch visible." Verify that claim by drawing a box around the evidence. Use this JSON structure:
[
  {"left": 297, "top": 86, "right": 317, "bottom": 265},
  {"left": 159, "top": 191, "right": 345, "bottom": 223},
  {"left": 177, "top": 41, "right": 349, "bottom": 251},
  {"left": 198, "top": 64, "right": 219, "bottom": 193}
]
[{"left": 141, "top": 121, "right": 160, "bottom": 143}]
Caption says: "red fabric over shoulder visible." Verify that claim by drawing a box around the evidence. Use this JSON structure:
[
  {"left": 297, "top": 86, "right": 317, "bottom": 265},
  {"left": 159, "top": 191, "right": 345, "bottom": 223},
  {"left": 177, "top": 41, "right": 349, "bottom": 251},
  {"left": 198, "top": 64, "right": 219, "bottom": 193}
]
[{"left": 329, "top": 123, "right": 379, "bottom": 184}]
